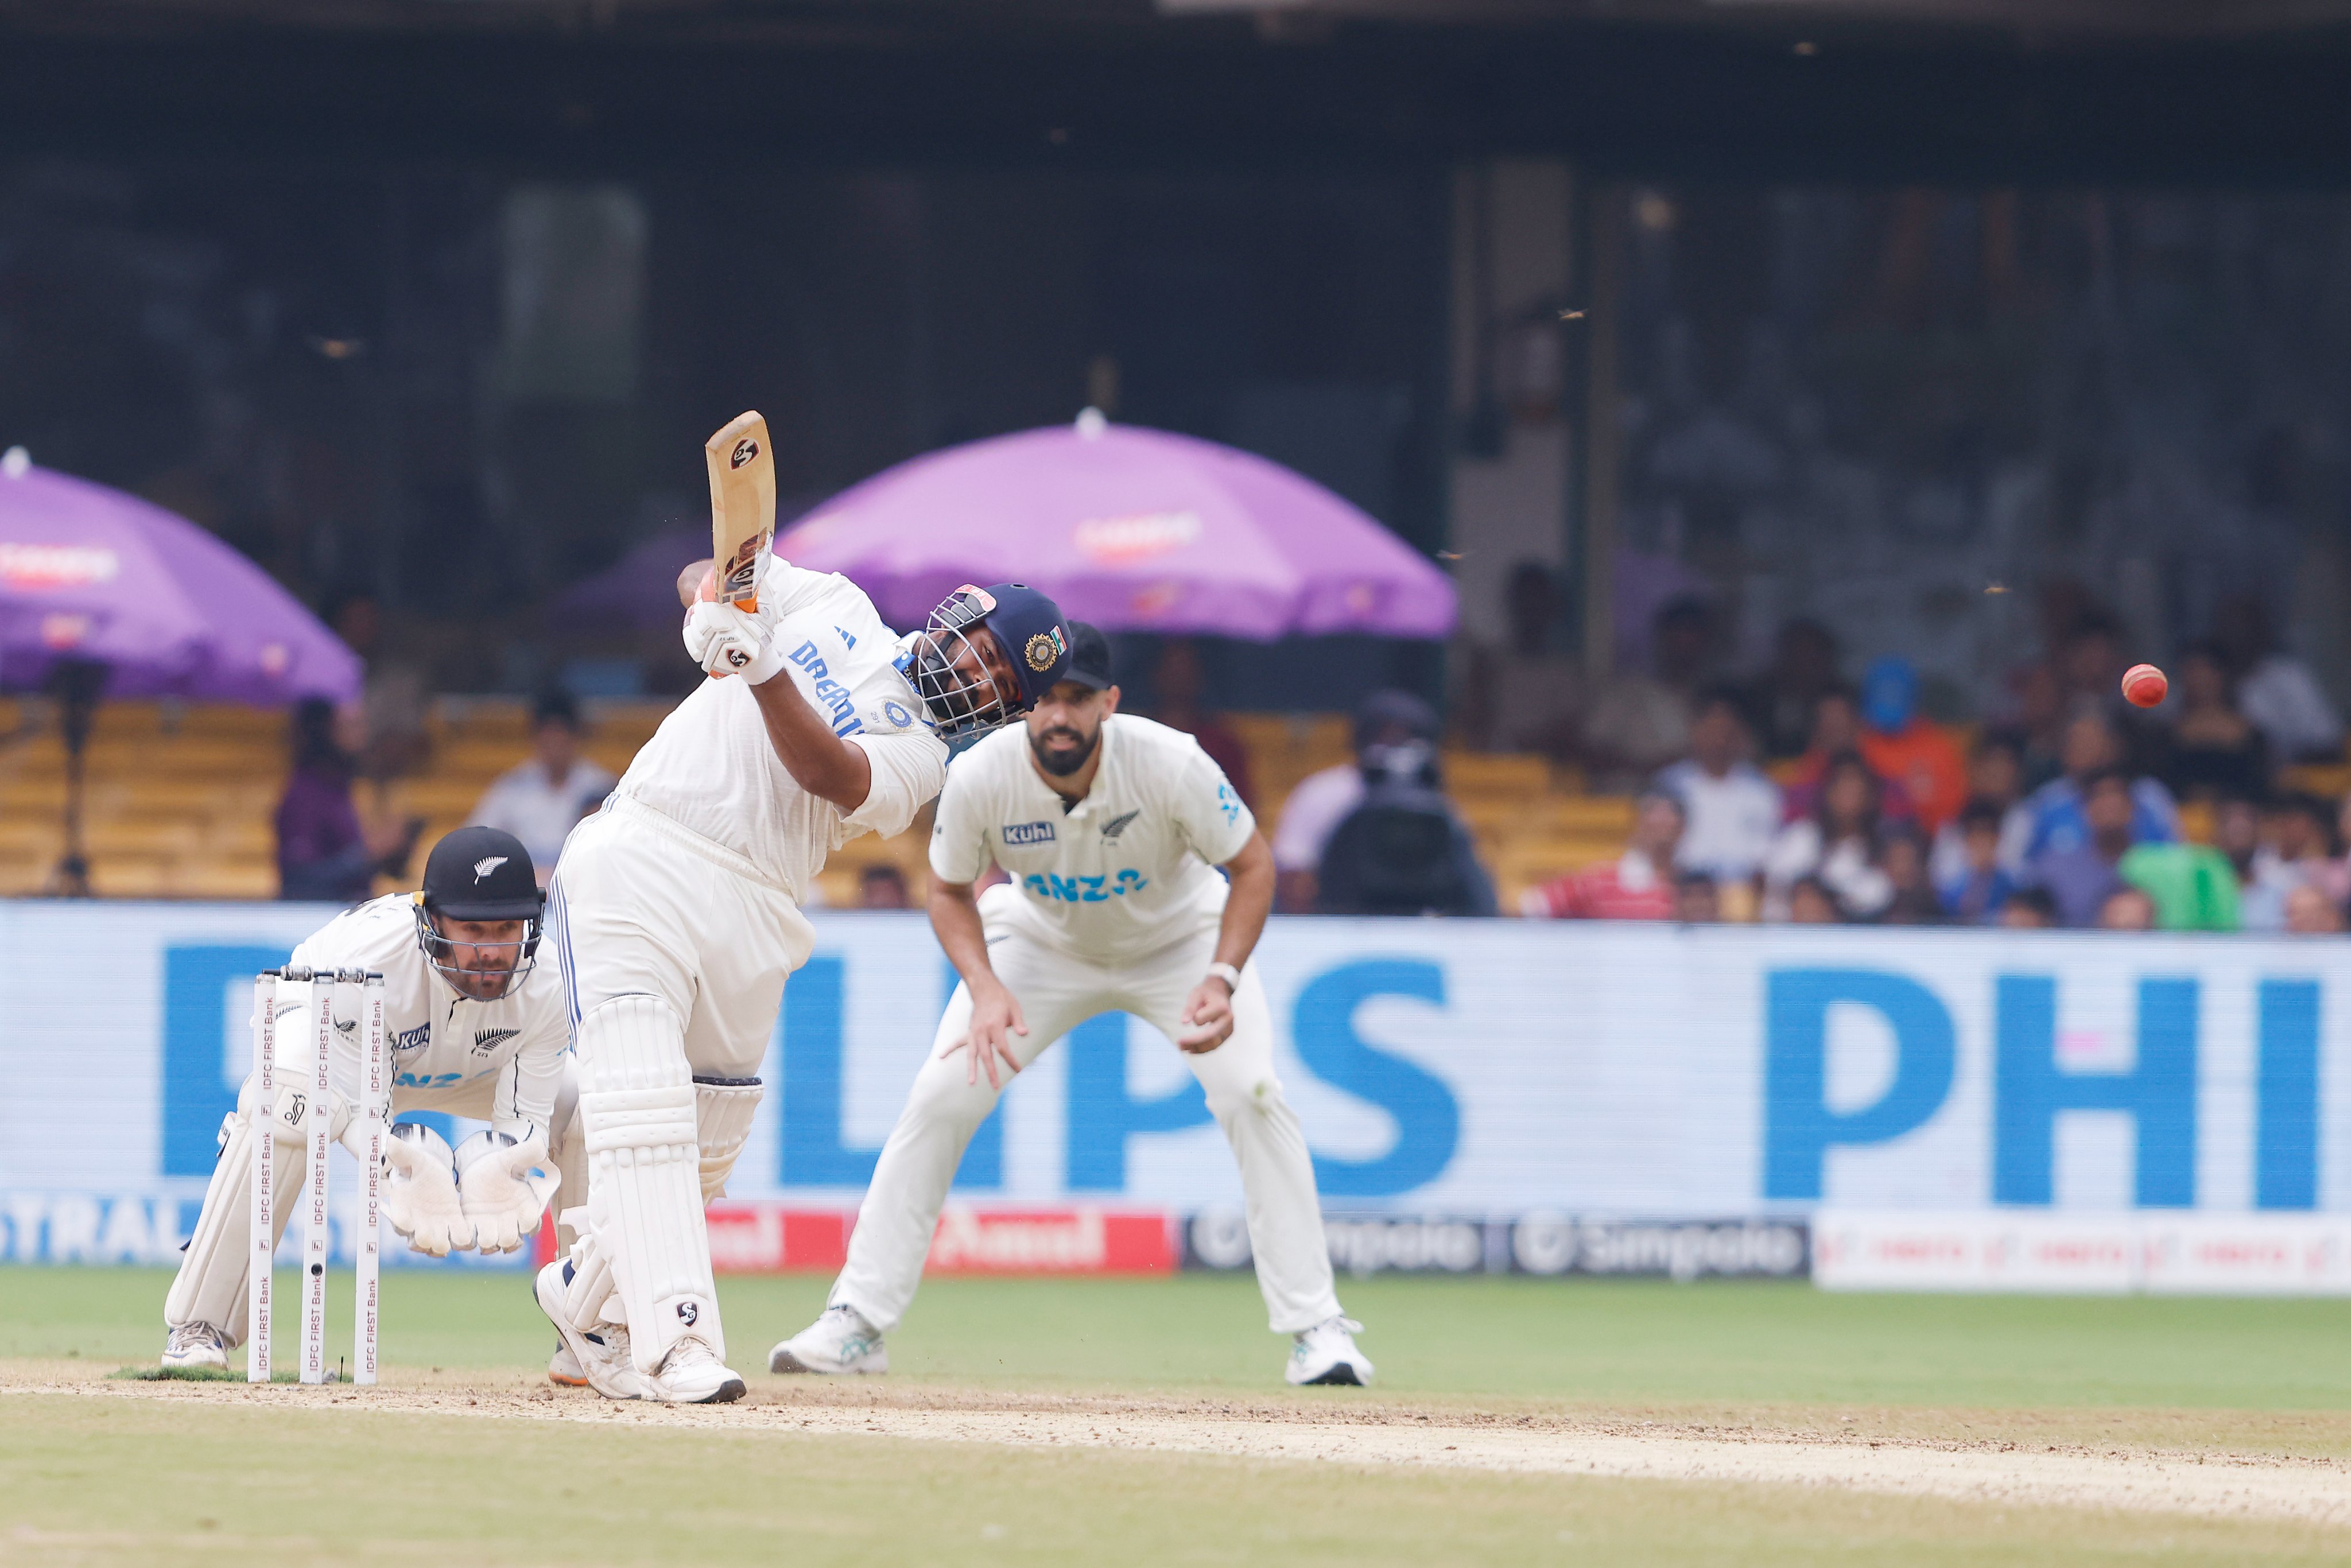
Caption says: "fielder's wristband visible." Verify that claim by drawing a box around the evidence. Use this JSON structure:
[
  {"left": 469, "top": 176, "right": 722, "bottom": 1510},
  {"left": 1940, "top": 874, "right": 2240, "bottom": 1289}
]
[{"left": 1204, "top": 961, "right": 1242, "bottom": 993}]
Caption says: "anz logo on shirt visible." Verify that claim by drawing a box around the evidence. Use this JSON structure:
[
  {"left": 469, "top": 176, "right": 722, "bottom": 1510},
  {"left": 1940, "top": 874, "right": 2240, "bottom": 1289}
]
[
  {"left": 394, "top": 1070, "right": 471, "bottom": 1089},
  {"left": 1215, "top": 783, "right": 1241, "bottom": 826},
  {"left": 1023, "top": 869, "right": 1150, "bottom": 903}
]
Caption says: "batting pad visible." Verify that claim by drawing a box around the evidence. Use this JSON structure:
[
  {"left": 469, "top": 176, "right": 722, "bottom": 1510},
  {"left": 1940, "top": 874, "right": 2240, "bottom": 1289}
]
[
  {"left": 165, "top": 1100, "right": 302, "bottom": 1346},
  {"left": 693, "top": 1076, "right": 763, "bottom": 1206},
  {"left": 575, "top": 993, "right": 722, "bottom": 1372}
]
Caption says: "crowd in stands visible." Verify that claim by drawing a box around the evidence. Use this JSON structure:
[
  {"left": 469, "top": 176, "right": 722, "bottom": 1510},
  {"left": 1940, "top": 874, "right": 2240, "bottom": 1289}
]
[
  {"left": 270, "top": 574, "right": 2351, "bottom": 935},
  {"left": 1406, "top": 562, "right": 2351, "bottom": 932}
]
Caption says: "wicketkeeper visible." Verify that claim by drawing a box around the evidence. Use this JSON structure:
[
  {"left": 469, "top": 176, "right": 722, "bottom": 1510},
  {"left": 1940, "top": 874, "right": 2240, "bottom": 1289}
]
[{"left": 160, "top": 826, "right": 578, "bottom": 1376}]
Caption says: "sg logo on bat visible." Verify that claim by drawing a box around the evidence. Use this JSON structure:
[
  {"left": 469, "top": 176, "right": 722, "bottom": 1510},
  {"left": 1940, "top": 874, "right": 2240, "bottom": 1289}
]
[{"left": 731, "top": 437, "right": 759, "bottom": 469}]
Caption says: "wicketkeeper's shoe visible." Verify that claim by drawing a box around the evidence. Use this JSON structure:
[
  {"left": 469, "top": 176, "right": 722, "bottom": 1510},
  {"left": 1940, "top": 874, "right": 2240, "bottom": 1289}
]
[
  {"left": 643, "top": 1340, "right": 747, "bottom": 1405},
  {"left": 769, "top": 1303, "right": 887, "bottom": 1375},
  {"left": 534, "top": 1259, "right": 642, "bottom": 1402},
  {"left": 161, "top": 1321, "right": 228, "bottom": 1374},
  {"left": 548, "top": 1339, "right": 587, "bottom": 1388},
  {"left": 1285, "top": 1316, "right": 1373, "bottom": 1387}
]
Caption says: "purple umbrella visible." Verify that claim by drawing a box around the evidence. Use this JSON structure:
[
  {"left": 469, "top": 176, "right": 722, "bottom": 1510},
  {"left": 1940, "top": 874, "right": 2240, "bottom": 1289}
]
[
  {"left": 0, "top": 452, "right": 360, "bottom": 895},
  {"left": 777, "top": 416, "right": 1457, "bottom": 639},
  {"left": 0, "top": 456, "right": 360, "bottom": 703}
]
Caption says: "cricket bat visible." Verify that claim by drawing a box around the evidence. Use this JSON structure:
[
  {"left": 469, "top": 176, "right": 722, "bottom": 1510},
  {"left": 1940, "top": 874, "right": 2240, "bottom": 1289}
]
[{"left": 707, "top": 410, "right": 776, "bottom": 613}]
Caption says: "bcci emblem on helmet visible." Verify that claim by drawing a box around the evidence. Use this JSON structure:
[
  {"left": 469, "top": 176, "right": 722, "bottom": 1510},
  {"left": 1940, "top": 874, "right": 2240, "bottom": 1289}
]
[{"left": 1025, "top": 626, "right": 1067, "bottom": 673}]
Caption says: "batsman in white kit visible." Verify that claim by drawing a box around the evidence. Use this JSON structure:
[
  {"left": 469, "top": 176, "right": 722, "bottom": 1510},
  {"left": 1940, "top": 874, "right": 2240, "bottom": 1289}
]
[
  {"left": 774, "top": 622, "right": 1372, "bottom": 1387},
  {"left": 536, "top": 529, "right": 1074, "bottom": 1404},
  {"left": 160, "top": 826, "right": 576, "bottom": 1373}
]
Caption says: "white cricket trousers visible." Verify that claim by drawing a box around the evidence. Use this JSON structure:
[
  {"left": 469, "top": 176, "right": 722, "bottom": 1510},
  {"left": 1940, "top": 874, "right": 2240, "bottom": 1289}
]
[
  {"left": 549, "top": 797, "right": 815, "bottom": 1371},
  {"left": 832, "top": 903, "right": 1343, "bottom": 1336}
]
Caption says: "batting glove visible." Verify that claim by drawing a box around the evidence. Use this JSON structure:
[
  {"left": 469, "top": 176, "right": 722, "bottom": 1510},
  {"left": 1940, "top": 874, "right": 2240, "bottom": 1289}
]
[{"left": 683, "top": 599, "right": 786, "bottom": 684}]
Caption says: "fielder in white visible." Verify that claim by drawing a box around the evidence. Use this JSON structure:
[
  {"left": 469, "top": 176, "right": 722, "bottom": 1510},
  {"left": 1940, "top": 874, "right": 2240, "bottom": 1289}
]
[
  {"left": 161, "top": 826, "right": 575, "bottom": 1375},
  {"left": 773, "top": 622, "right": 1372, "bottom": 1387},
  {"left": 538, "top": 557, "right": 1073, "bottom": 1404}
]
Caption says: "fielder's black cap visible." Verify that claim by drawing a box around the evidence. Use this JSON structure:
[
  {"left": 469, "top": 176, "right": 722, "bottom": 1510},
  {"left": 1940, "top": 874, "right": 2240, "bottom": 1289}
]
[
  {"left": 971, "top": 582, "right": 1073, "bottom": 709},
  {"left": 419, "top": 826, "right": 544, "bottom": 920},
  {"left": 1062, "top": 621, "right": 1114, "bottom": 692}
]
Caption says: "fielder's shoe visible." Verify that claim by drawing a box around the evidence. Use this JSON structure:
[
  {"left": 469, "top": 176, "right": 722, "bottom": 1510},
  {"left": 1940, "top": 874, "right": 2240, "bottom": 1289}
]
[
  {"left": 1285, "top": 1316, "right": 1373, "bottom": 1387},
  {"left": 534, "top": 1258, "right": 642, "bottom": 1402},
  {"left": 161, "top": 1321, "right": 228, "bottom": 1374},
  {"left": 548, "top": 1339, "right": 587, "bottom": 1388},
  {"left": 643, "top": 1339, "right": 747, "bottom": 1405},
  {"left": 769, "top": 1303, "right": 887, "bottom": 1376}
]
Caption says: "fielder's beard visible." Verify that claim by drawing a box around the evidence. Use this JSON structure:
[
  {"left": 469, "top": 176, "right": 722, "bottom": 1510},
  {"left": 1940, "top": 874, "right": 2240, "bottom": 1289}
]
[{"left": 1030, "top": 724, "right": 1100, "bottom": 778}]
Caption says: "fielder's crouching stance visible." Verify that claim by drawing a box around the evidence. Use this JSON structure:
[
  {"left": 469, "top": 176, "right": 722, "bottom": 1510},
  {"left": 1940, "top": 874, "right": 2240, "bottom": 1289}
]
[
  {"left": 161, "top": 826, "right": 576, "bottom": 1375},
  {"left": 774, "top": 624, "right": 1372, "bottom": 1387},
  {"left": 538, "top": 554, "right": 1071, "bottom": 1404}
]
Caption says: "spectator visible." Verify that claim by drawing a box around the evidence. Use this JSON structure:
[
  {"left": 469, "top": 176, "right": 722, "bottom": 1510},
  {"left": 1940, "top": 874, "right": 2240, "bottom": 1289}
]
[
  {"left": 2016, "top": 711, "right": 2179, "bottom": 867},
  {"left": 1150, "top": 639, "right": 1255, "bottom": 808},
  {"left": 1877, "top": 828, "right": 1943, "bottom": 926},
  {"left": 2285, "top": 883, "right": 2348, "bottom": 936},
  {"left": 328, "top": 592, "right": 432, "bottom": 784},
  {"left": 2210, "top": 792, "right": 2288, "bottom": 933},
  {"left": 859, "top": 864, "right": 911, "bottom": 910},
  {"left": 1271, "top": 690, "right": 1438, "bottom": 912},
  {"left": 1580, "top": 596, "right": 1716, "bottom": 788},
  {"left": 1523, "top": 792, "right": 1682, "bottom": 920},
  {"left": 2117, "top": 832, "right": 2241, "bottom": 932},
  {"left": 1939, "top": 798, "right": 2018, "bottom": 924},
  {"left": 2158, "top": 641, "right": 2269, "bottom": 804},
  {"left": 2267, "top": 791, "right": 2337, "bottom": 880},
  {"left": 275, "top": 698, "right": 421, "bottom": 903},
  {"left": 1314, "top": 737, "right": 1497, "bottom": 917},
  {"left": 1780, "top": 689, "right": 1917, "bottom": 828},
  {"left": 468, "top": 689, "right": 617, "bottom": 887},
  {"left": 2004, "top": 661, "right": 2069, "bottom": 793},
  {"left": 2313, "top": 794, "right": 2351, "bottom": 908},
  {"left": 1746, "top": 618, "right": 1843, "bottom": 762},
  {"left": 2099, "top": 886, "right": 2158, "bottom": 932},
  {"left": 1674, "top": 872, "right": 1721, "bottom": 923},
  {"left": 1455, "top": 560, "right": 1581, "bottom": 760},
  {"left": 1786, "top": 876, "right": 1840, "bottom": 924},
  {"left": 2002, "top": 887, "right": 2059, "bottom": 929},
  {"left": 1929, "top": 730, "right": 2030, "bottom": 894},
  {"left": 2022, "top": 766, "right": 2141, "bottom": 927},
  {"left": 1652, "top": 686, "right": 1782, "bottom": 886},
  {"left": 2217, "top": 593, "right": 2344, "bottom": 763},
  {"left": 1856, "top": 655, "right": 1966, "bottom": 835},
  {"left": 1763, "top": 751, "right": 1894, "bottom": 921}
]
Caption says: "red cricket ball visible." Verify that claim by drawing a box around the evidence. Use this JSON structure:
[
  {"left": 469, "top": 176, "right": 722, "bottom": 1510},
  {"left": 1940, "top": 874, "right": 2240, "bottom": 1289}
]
[{"left": 2121, "top": 663, "right": 2168, "bottom": 709}]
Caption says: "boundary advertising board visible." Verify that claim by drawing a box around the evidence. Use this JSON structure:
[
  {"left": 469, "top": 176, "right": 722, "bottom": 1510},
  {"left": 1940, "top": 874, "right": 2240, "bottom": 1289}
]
[{"left": 3, "top": 903, "right": 2346, "bottom": 1285}]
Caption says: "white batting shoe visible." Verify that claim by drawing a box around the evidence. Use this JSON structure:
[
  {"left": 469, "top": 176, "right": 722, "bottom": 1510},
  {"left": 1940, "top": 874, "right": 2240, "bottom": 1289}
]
[
  {"left": 548, "top": 1340, "right": 587, "bottom": 1388},
  {"left": 643, "top": 1340, "right": 747, "bottom": 1405},
  {"left": 769, "top": 1303, "right": 887, "bottom": 1375},
  {"left": 534, "top": 1259, "right": 642, "bottom": 1402},
  {"left": 1286, "top": 1317, "right": 1372, "bottom": 1387},
  {"left": 161, "top": 1322, "right": 228, "bottom": 1373}
]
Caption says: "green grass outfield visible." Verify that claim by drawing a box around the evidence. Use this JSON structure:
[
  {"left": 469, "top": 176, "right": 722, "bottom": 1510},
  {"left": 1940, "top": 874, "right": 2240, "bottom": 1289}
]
[{"left": 8, "top": 1267, "right": 2351, "bottom": 1564}]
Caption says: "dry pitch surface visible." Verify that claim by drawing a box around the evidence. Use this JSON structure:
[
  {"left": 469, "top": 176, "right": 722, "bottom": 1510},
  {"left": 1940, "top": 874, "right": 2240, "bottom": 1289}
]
[{"left": 8, "top": 1269, "right": 2351, "bottom": 1563}]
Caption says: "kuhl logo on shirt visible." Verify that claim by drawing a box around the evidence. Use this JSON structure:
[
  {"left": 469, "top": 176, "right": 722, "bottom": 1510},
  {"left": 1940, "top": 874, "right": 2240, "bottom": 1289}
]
[{"left": 1001, "top": 821, "right": 1056, "bottom": 848}]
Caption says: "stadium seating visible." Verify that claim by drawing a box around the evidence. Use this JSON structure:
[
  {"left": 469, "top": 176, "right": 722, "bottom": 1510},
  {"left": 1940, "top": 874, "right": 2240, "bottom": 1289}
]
[{"left": 0, "top": 695, "right": 1892, "bottom": 911}]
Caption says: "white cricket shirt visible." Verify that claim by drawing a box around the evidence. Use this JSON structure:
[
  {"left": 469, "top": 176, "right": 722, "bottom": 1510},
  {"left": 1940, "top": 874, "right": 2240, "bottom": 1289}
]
[
  {"left": 930, "top": 714, "right": 1256, "bottom": 962},
  {"left": 611, "top": 561, "right": 950, "bottom": 900},
  {"left": 286, "top": 894, "right": 569, "bottom": 1133}
]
